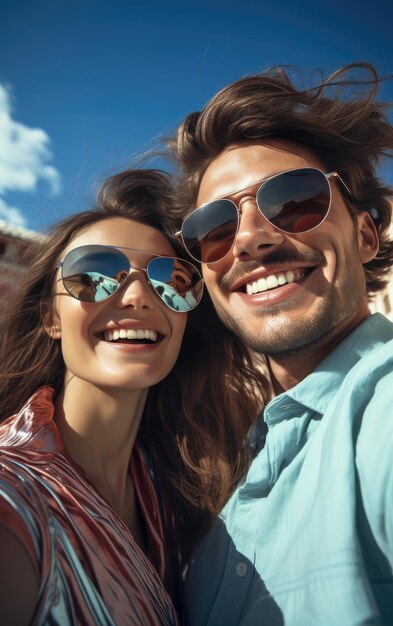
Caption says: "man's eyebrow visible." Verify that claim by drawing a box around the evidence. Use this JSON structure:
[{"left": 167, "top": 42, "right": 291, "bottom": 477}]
[{"left": 198, "top": 177, "right": 264, "bottom": 207}]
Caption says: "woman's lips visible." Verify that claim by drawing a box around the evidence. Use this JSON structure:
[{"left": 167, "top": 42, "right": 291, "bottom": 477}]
[{"left": 103, "top": 328, "right": 159, "bottom": 342}]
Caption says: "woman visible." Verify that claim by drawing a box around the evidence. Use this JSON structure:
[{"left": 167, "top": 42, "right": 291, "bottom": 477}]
[{"left": 0, "top": 169, "right": 267, "bottom": 625}]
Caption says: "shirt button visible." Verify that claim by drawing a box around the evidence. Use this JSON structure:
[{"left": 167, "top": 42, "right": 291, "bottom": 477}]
[{"left": 235, "top": 562, "right": 248, "bottom": 577}]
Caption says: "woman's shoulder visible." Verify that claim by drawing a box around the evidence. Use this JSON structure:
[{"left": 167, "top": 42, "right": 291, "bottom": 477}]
[{"left": 0, "top": 386, "right": 61, "bottom": 452}]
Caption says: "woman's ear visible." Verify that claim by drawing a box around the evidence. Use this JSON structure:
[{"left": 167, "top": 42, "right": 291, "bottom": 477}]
[
  {"left": 41, "top": 300, "right": 62, "bottom": 339},
  {"left": 357, "top": 211, "right": 379, "bottom": 264}
]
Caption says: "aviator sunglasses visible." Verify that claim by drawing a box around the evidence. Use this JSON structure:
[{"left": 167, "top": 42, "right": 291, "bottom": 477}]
[
  {"left": 177, "top": 167, "right": 351, "bottom": 264},
  {"left": 57, "top": 244, "right": 204, "bottom": 312}
]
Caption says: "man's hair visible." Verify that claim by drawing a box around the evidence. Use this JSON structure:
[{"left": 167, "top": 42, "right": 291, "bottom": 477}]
[{"left": 169, "top": 63, "right": 393, "bottom": 296}]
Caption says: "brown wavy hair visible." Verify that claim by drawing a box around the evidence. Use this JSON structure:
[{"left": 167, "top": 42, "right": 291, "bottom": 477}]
[
  {"left": 168, "top": 62, "right": 393, "bottom": 296},
  {"left": 0, "top": 169, "right": 269, "bottom": 550}
]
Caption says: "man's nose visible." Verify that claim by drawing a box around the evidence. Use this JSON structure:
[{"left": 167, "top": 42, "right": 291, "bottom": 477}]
[{"left": 232, "top": 198, "right": 285, "bottom": 259}]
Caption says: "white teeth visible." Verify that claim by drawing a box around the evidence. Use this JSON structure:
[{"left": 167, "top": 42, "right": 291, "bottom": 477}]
[
  {"left": 258, "top": 277, "right": 267, "bottom": 292},
  {"left": 245, "top": 269, "right": 306, "bottom": 295},
  {"left": 266, "top": 275, "right": 279, "bottom": 289},
  {"left": 103, "top": 329, "right": 158, "bottom": 342},
  {"left": 286, "top": 270, "right": 295, "bottom": 283}
]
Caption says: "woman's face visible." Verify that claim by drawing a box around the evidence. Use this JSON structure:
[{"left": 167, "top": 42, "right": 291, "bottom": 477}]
[{"left": 50, "top": 217, "right": 187, "bottom": 394}]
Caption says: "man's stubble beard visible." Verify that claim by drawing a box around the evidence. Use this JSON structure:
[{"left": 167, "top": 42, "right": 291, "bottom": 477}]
[{"left": 214, "top": 245, "right": 368, "bottom": 360}]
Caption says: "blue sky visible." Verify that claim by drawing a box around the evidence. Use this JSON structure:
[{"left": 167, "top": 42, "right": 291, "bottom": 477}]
[{"left": 0, "top": 0, "right": 392, "bottom": 232}]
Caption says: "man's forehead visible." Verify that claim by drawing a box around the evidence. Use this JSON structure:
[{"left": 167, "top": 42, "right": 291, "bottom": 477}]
[{"left": 196, "top": 140, "right": 324, "bottom": 206}]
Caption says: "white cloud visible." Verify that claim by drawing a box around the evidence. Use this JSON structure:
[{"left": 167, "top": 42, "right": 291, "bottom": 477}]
[
  {"left": 0, "top": 197, "right": 27, "bottom": 227},
  {"left": 0, "top": 82, "right": 61, "bottom": 225}
]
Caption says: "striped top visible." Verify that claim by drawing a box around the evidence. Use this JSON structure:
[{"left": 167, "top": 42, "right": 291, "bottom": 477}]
[{"left": 0, "top": 386, "right": 180, "bottom": 626}]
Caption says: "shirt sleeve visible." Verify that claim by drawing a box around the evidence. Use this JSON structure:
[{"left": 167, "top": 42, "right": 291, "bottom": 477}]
[
  {"left": 356, "top": 368, "right": 393, "bottom": 570},
  {"left": 0, "top": 454, "right": 48, "bottom": 581}
]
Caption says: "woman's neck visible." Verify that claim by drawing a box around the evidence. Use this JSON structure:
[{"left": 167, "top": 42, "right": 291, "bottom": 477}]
[{"left": 54, "top": 378, "right": 148, "bottom": 545}]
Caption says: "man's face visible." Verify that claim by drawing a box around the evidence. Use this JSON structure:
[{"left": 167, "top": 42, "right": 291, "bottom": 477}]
[{"left": 197, "top": 140, "right": 378, "bottom": 358}]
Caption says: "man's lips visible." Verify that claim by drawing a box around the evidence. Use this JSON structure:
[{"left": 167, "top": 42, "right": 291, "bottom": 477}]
[{"left": 244, "top": 268, "right": 312, "bottom": 295}]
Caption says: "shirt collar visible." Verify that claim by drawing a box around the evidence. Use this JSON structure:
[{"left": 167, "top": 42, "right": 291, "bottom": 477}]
[{"left": 265, "top": 313, "right": 393, "bottom": 425}]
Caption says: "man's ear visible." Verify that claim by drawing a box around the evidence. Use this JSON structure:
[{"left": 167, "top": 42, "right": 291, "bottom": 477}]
[
  {"left": 41, "top": 300, "right": 62, "bottom": 340},
  {"left": 357, "top": 211, "right": 379, "bottom": 264}
]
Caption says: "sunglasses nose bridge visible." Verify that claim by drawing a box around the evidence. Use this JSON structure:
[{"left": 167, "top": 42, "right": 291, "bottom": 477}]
[
  {"left": 114, "top": 267, "right": 156, "bottom": 309},
  {"left": 232, "top": 200, "right": 286, "bottom": 257},
  {"left": 237, "top": 191, "right": 271, "bottom": 227},
  {"left": 237, "top": 192, "right": 258, "bottom": 213},
  {"left": 238, "top": 192, "right": 279, "bottom": 229}
]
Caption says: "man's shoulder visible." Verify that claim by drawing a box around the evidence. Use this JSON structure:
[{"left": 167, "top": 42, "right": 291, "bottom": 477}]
[
  {"left": 333, "top": 314, "right": 393, "bottom": 391},
  {"left": 285, "top": 317, "right": 393, "bottom": 419},
  {"left": 353, "top": 336, "right": 393, "bottom": 560},
  {"left": 332, "top": 332, "right": 393, "bottom": 430},
  {"left": 345, "top": 333, "right": 393, "bottom": 387}
]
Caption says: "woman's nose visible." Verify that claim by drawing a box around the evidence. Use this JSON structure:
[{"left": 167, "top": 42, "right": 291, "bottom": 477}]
[{"left": 115, "top": 272, "right": 155, "bottom": 310}]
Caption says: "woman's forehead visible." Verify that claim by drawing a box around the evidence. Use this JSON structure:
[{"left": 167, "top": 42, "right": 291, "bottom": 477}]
[{"left": 62, "top": 217, "right": 175, "bottom": 258}]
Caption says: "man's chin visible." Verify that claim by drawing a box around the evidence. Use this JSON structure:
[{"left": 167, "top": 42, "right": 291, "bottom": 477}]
[{"left": 231, "top": 311, "right": 340, "bottom": 358}]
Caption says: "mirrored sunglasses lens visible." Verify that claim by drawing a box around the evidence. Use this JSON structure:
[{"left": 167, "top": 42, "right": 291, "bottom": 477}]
[
  {"left": 62, "top": 246, "right": 128, "bottom": 302},
  {"left": 182, "top": 200, "right": 238, "bottom": 263},
  {"left": 147, "top": 257, "right": 203, "bottom": 312},
  {"left": 257, "top": 169, "right": 330, "bottom": 233}
]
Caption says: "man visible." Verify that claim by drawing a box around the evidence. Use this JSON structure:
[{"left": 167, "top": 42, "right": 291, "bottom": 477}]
[{"left": 169, "top": 63, "right": 393, "bottom": 625}]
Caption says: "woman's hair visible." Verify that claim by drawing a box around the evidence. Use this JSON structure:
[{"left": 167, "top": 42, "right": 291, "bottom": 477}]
[
  {"left": 0, "top": 169, "right": 268, "bottom": 548},
  {"left": 168, "top": 62, "right": 393, "bottom": 296}
]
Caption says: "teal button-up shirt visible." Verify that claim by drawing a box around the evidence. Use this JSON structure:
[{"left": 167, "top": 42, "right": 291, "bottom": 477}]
[{"left": 185, "top": 314, "right": 393, "bottom": 626}]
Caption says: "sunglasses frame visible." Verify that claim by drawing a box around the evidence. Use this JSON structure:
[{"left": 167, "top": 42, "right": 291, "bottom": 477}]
[
  {"left": 176, "top": 167, "right": 351, "bottom": 264},
  {"left": 56, "top": 244, "right": 204, "bottom": 312}
]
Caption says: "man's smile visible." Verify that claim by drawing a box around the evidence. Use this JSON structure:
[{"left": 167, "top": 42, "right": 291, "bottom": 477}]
[
  {"left": 226, "top": 262, "right": 319, "bottom": 297},
  {"left": 244, "top": 268, "right": 313, "bottom": 295}
]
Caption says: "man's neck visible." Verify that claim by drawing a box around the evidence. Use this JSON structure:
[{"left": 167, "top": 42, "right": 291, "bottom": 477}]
[
  {"left": 266, "top": 310, "right": 371, "bottom": 394},
  {"left": 267, "top": 351, "right": 320, "bottom": 395}
]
